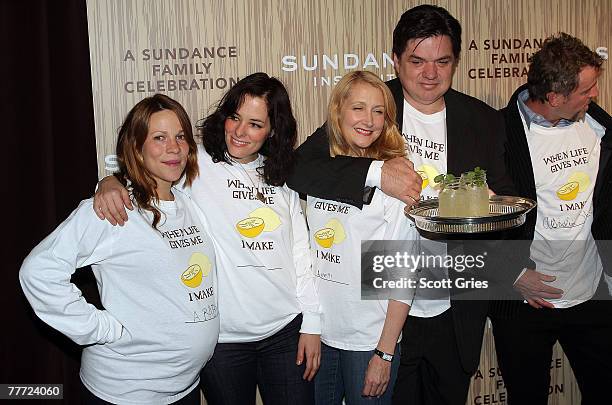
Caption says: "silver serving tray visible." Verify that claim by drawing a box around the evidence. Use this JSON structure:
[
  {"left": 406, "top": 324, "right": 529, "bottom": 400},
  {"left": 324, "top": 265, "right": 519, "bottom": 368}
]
[{"left": 405, "top": 195, "right": 537, "bottom": 234}]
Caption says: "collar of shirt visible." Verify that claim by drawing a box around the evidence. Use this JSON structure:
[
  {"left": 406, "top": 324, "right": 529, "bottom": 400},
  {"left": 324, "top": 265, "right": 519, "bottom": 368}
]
[{"left": 517, "top": 89, "right": 576, "bottom": 129}]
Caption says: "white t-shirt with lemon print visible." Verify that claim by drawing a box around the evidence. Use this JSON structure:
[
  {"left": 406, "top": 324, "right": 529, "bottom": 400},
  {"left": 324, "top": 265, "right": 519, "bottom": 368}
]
[
  {"left": 19, "top": 189, "right": 219, "bottom": 405},
  {"left": 401, "top": 99, "right": 451, "bottom": 318},
  {"left": 306, "top": 190, "right": 416, "bottom": 351},
  {"left": 192, "top": 146, "right": 320, "bottom": 343},
  {"left": 524, "top": 116, "right": 603, "bottom": 307}
]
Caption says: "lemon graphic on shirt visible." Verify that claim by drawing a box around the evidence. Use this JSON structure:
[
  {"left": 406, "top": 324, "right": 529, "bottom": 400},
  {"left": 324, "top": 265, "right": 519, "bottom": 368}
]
[
  {"left": 180, "top": 253, "right": 212, "bottom": 288},
  {"left": 236, "top": 208, "right": 282, "bottom": 238},
  {"left": 567, "top": 172, "right": 591, "bottom": 193},
  {"left": 249, "top": 207, "right": 281, "bottom": 232},
  {"left": 324, "top": 218, "right": 346, "bottom": 244},
  {"left": 181, "top": 265, "right": 202, "bottom": 288},
  {"left": 190, "top": 253, "right": 212, "bottom": 276},
  {"left": 314, "top": 228, "right": 335, "bottom": 248},
  {"left": 418, "top": 165, "right": 439, "bottom": 190},
  {"left": 556, "top": 182, "right": 579, "bottom": 201},
  {"left": 236, "top": 217, "right": 265, "bottom": 238},
  {"left": 314, "top": 219, "right": 346, "bottom": 248},
  {"left": 417, "top": 171, "right": 429, "bottom": 190}
]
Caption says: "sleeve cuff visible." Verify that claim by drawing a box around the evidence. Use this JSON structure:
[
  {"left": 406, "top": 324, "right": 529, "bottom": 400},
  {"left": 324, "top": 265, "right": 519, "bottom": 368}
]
[
  {"left": 299, "top": 311, "right": 321, "bottom": 335},
  {"left": 365, "top": 160, "right": 384, "bottom": 189},
  {"left": 513, "top": 268, "right": 528, "bottom": 285},
  {"left": 604, "top": 272, "right": 612, "bottom": 296},
  {"left": 391, "top": 299, "right": 412, "bottom": 307},
  {"left": 100, "top": 310, "right": 125, "bottom": 344}
]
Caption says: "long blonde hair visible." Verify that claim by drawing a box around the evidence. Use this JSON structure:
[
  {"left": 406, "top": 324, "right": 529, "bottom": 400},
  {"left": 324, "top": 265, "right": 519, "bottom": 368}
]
[{"left": 327, "top": 70, "right": 405, "bottom": 160}]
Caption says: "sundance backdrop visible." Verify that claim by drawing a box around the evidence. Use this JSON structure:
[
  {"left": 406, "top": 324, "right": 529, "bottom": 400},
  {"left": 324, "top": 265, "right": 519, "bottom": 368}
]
[{"left": 86, "top": 1, "right": 610, "bottom": 404}]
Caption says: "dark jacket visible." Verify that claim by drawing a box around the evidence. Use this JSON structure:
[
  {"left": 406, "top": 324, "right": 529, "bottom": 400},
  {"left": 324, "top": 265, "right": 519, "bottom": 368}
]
[
  {"left": 502, "top": 84, "right": 612, "bottom": 270},
  {"left": 288, "top": 78, "right": 515, "bottom": 207},
  {"left": 287, "top": 78, "right": 516, "bottom": 374}
]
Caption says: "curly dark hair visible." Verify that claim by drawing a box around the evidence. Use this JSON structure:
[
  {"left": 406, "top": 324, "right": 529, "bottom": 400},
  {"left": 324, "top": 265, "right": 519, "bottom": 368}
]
[
  {"left": 392, "top": 4, "right": 462, "bottom": 59},
  {"left": 116, "top": 94, "right": 198, "bottom": 229},
  {"left": 528, "top": 33, "right": 603, "bottom": 103},
  {"left": 197, "top": 72, "right": 297, "bottom": 186}
]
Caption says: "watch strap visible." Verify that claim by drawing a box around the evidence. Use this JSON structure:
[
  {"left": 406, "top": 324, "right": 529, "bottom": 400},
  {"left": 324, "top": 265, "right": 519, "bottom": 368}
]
[{"left": 374, "top": 348, "right": 393, "bottom": 362}]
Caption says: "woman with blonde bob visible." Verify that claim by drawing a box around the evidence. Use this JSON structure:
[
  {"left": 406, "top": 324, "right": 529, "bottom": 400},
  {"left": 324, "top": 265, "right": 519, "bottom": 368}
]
[
  {"left": 20, "top": 94, "right": 219, "bottom": 405},
  {"left": 326, "top": 71, "right": 405, "bottom": 161},
  {"left": 305, "top": 70, "right": 417, "bottom": 404}
]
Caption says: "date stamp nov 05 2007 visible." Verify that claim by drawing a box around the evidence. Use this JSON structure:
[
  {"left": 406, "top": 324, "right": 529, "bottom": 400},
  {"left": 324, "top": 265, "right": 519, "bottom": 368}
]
[{"left": 0, "top": 384, "right": 63, "bottom": 400}]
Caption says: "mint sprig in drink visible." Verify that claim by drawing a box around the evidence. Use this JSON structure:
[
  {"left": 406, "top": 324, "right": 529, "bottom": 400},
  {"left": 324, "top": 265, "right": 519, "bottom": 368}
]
[
  {"left": 434, "top": 168, "right": 488, "bottom": 217},
  {"left": 461, "top": 167, "right": 489, "bottom": 216},
  {"left": 435, "top": 173, "right": 467, "bottom": 217}
]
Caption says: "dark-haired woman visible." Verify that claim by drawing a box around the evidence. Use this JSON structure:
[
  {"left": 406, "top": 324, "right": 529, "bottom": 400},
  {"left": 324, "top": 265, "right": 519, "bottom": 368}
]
[
  {"left": 94, "top": 73, "right": 321, "bottom": 405},
  {"left": 20, "top": 94, "right": 218, "bottom": 405}
]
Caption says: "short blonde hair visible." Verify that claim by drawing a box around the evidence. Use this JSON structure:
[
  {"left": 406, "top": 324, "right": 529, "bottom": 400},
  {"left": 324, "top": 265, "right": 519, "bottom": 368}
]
[{"left": 327, "top": 71, "right": 405, "bottom": 160}]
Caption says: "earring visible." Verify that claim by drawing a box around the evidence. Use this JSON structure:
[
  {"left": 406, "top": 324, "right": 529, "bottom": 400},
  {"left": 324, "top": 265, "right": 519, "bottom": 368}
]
[{"left": 269, "top": 129, "right": 275, "bottom": 138}]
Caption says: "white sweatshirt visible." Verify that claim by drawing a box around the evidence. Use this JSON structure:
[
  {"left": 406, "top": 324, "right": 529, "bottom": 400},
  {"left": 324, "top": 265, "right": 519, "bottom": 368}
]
[
  {"left": 307, "top": 190, "right": 416, "bottom": 351},
  {"left": 20, "top": 189, "right": 219, "bottom": 405},
  {"left": 192, "top": 147, "right": 320, "bottom": 343},
  {"left": 524, "top": 116, "right": 603, "bottom": 307}
]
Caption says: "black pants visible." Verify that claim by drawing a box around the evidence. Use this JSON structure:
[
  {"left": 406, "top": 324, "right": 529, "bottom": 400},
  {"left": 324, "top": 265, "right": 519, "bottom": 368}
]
[
  {"left": 80, "top": 381, "right": 200, "bottom": 405},
  {"left": 392, "top": 309, "right": 472, "bottom": 405},
  {"left": 200, "top": 314, "right": 314, "bottom": 405},
  {"left": 491, "top": 299, "right": 612, "bottom": 405}
]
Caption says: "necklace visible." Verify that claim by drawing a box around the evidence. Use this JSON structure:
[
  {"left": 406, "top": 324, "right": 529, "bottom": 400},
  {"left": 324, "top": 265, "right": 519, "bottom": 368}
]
[{"left": 226, "top": 154, "right": 266, "bottom": 203}]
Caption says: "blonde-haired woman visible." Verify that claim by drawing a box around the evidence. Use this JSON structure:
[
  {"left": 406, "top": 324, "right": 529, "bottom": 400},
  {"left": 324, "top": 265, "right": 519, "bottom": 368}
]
[
  {"left": 305, "top": 70, "right": 416, "bottom": 404},
  {"left": 326, "top": 71, "right": 405, "bottom": 160}
]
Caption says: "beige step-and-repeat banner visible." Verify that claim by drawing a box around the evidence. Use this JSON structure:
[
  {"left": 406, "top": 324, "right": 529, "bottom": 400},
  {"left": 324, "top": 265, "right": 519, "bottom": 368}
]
[{"left": 86, "top": 1, "right": 610, "bottom": 404}]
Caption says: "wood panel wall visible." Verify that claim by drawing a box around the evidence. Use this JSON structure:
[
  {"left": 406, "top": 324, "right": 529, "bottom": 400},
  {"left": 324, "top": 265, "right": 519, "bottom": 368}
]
[{"left": 86, "top": 1, "right": 610, "bottom": 403}]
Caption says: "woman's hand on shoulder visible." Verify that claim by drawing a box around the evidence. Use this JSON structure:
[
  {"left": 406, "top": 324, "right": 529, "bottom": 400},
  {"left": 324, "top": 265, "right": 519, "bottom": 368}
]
[
  {"left": 296, "top": 333, "right": 321, "bottom": 381},
  {"left": 93, "top": 175, "right": 133, "bottom": 226}
]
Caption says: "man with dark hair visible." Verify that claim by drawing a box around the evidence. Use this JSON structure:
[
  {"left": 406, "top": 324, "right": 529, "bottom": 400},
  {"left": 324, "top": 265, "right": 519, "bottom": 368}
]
[
  {"left": 288, "top": 4, "right": 516, "bottom": 404},
  {"left": 491, "top": 32, "right": 612, "bottom": 404}
]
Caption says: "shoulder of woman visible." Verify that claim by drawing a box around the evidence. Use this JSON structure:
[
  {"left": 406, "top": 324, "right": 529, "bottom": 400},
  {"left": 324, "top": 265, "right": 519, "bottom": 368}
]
[{"left": 54, "top": 198, "right": 121, "bottom": 241}]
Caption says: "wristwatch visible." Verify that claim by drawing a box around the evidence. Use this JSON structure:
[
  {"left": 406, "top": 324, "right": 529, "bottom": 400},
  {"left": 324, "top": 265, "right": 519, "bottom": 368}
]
[{"left": 374, "top": 348, "right": 394, "bottom": 362}]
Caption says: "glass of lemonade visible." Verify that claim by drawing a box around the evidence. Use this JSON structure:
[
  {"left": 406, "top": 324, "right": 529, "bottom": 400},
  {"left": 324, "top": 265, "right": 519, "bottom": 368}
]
[
  {"left": 462, "top": 171, "right": 489, "bottom": 217},
  {"left": 437, "top": 168, "right": 489, "bottom": 218},
  {"left": 464, "top": 183, "right": 489, "bottom": 216},
  {"left": 438, "top": 180, "right": 468, "bottom": 217}
]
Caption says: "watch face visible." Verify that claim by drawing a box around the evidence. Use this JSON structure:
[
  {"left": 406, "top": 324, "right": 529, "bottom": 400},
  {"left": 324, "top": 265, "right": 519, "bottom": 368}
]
[{"left": 375, "top": 349, "right": 393, "bottom": 362}]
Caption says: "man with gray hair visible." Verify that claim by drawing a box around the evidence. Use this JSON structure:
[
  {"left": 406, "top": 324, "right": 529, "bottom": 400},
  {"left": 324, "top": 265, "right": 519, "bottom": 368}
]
[{"left": 491, "top": 32, "right": 612, "bottom": 404}]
